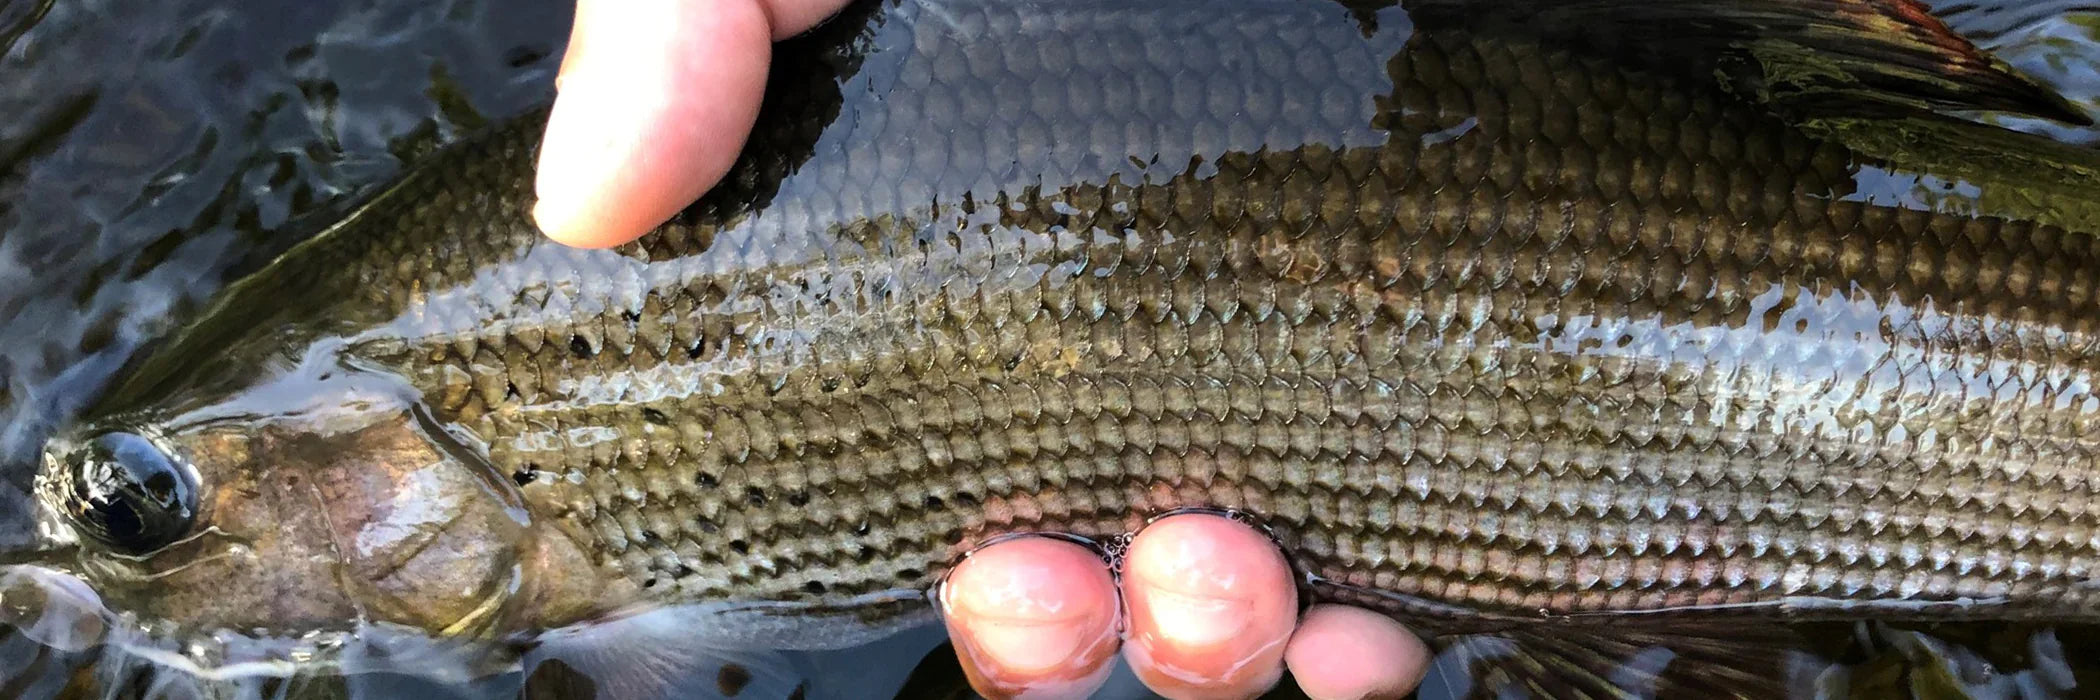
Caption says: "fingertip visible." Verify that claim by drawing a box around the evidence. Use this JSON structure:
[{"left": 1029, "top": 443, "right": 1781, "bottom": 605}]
[
  {"left": 1284, "top": 606, "right": 1429, "bottom": 700},
  {"left": 940, "top": 537, "right": 1121, "bottom": 700},
  {"left": 1122, "top": 514, "right": 1296, "bottom": 699},
  {"left": 535, "top": 0, "right": 773, "bottom": 248},
  {"left": 532, "top": 196, "right": 624, "bottom": 249}
]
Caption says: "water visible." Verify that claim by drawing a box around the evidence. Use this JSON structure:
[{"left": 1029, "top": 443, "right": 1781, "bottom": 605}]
[{"left": 2, "top": 0, "right": 2099, "bottom": 698}]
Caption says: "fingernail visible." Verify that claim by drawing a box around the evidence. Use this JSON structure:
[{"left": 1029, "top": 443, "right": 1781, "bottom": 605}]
[
  {"left": 1284, "top": 606, "right": 1428, "bottom": 700},
  {"left": 958, "top": 610, "right": 1105, "bottom": 675},
  {"left": 941, "top": 537, "right": 1120, "bottom": 699},
  {"left": 1122, "top": 515, "right": 1296, "bottom": 698}
]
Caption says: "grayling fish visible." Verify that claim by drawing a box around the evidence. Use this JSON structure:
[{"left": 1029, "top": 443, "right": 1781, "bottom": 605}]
[{"left": 7, "top": 0, "right": 2100, "bottom": 695}]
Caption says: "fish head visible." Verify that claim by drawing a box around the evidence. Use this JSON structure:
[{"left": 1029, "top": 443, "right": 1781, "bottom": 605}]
[{"left": 6, "top": 360, "right": 614, "bottom": 668}]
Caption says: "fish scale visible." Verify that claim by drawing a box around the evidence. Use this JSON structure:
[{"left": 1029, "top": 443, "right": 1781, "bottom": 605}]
[{"left": 46, "top": 0, "right": 2100, "bottom": 675}]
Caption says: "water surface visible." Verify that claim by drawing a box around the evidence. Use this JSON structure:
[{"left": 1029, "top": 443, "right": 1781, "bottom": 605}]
[{"left": 2, "top": 0, "right": 2099, "bottom": 697}]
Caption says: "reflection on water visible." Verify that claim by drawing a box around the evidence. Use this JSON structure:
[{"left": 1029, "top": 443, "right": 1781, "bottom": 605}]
[
  {"left": 2, "top": 0, "right": 2099, "bottom": 698},
  {"left": 1945, "top": 0, "right": 2100, "bottom": 146},
  {"left": 0, "top": 0, "right": 569, "bottom": 536}
]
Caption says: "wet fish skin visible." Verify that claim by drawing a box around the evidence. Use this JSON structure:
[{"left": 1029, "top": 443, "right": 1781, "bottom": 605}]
[{"left": 37, "top": 0, "right": 2100, "bottom": 653}]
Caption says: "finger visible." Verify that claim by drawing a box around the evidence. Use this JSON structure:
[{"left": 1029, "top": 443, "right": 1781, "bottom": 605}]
[
  {"left": 1284, "top": 605, "right": 1430, "bottom": 700},
  {"left": 939, "top": 536, "right": 1122, "bottom": 700},
  {"left": 1121, "top": 514, "right": 1297, "bottom": 700},
  {"left": 534, "top": 0, "right": 847, "bottom": 249},
  {"left": 758, "top": 0, "right": 854, "bottom": 40},
  {"left": 534, "top": 0, "right": 767, "bottom": 248}
]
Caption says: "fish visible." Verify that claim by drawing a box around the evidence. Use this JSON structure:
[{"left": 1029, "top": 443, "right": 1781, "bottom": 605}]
[{"left": 7, "top": 0, "right": 2100, "bottom": 695}]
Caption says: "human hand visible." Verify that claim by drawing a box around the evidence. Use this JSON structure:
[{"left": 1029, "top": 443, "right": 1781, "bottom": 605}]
[
  {"left": 940, "top": 514, "right": 1429, "bottom": 699},
  {"left": 533, "top": 0, "right": 847, "bottom": 247},
  {"left": 534, "top": 3, "right": 1434, "bottom": 697}
]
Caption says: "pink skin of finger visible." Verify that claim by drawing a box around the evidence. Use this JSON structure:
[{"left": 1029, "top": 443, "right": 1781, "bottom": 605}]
[
  {"left": 1285, "top": 605, "right": 1431, "bottom": 700},
  {"left": 534, "top": 0, "right": 851, "bottom": 248},
  {"left": 1119, "top": 515, "right": 1300, "bottom": 700},
  {"left": 939, "top": 537, "right": 1122, "bottom": 700},
  {"left": 938, "top": 518, "right": 1439, "bottom": 700}
]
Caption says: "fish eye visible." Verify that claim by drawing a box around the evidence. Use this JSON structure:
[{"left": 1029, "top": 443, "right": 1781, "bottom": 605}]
[{"left": 62, "top": 431, "right": 198, "bottom": 555}]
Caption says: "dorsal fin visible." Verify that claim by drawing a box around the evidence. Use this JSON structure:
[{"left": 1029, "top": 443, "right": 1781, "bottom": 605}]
[{"left": 1404, "top": 0, "right": 2093, "bottom": 125}]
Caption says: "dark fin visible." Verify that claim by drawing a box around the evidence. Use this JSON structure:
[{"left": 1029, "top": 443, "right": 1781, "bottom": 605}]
[
  {"left": 1814, "top": 622, "right": 2082, "bottom": 698},
  {"left": 1404, "top": 0, "right": 2094, "bottom": 126},
  {"left": 1803, "top": 111, "right": 2100, "bottom": 233},
  {"left": 1421, "top": 623, "right": 1827, "bottom": 699}
]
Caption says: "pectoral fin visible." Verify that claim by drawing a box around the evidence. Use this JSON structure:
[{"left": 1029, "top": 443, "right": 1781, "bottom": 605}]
[
  {"left": 518, "top": 601, "right": 943, "bottom": 700},
  {"left": 521, "top": 611, "right": 814, "bottom": 700}
]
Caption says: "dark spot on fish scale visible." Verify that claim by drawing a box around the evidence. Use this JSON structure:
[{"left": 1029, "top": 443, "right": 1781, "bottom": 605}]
[
  {"left": 786, "top": 490, "right": 810, "bottom": 507},
  {"left": 896, "top": 568, "right": 922, "bottom": 581},
  {"left": 923, "top": 495, "right": 944, "bottom": 510},
  {"left": 641, "top": 530, "right": 662, "bottom": 544},
  {"left": 954, "top": 491, "right": 979, "bottom": 507},
  {"left": 820, "top": 376, "right": 840, "bottom": 393},
  {"left": 695, "top": 515, "right": 719, "bottom": 533},
  {"left": 856, "top": 545, "right": 876, "bottom": 562},
  {"left": 642, "top": 407, "right": 670, "bottom": 425},
  {"left": 568, "top": 334, "right": 593, "bottom": 358},
  {"left": 687, "top": 335, "right": 710, "bottom": 359},
  {"left": 730, "top": 540, "right": 751, "bottom": 555},
  {"left": 717, "top": 664, "right": 752, "bottom": 697},
  {"left": 642, "top": 578, "right": 659, "bottom": 589},
  {"left": 670, "top": 564, "right": 694, "bottom": 578},
  {"left": 620, "top": 309, "right": 641, "bottom": 325},
  {"left": 746, "top": 487, "right": 767, "bottom": 506},
  {"left": 512, "top": 469, "right": 535, "bottom": 486},
  {"left": 853, "top": 521, "right": 871, "bottom": 536},
  {"left": 1004, "top": 352, "right": 1024, "bottom": 371},
  {"left": 804, "top": 580, "right": 827, "bottom": 595},
  {"left": 503, "top": 381, "right": 520, "bottom": 402},
  {"left": 696, "top": 472, "right": 720, "bottom": 488}
]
